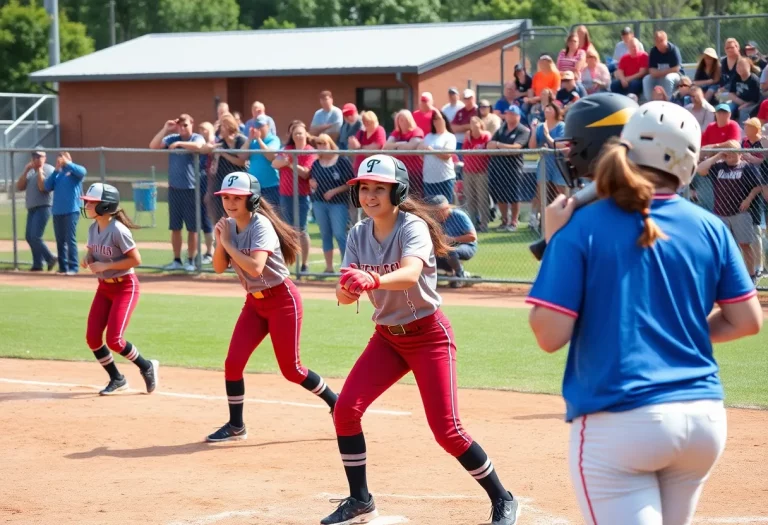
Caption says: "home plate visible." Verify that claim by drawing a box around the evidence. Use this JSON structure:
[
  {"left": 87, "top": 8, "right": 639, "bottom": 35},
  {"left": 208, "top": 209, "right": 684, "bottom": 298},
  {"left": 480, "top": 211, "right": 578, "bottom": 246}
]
[{"left": 369, "top": 517, "right": 409, "bottom": 524}]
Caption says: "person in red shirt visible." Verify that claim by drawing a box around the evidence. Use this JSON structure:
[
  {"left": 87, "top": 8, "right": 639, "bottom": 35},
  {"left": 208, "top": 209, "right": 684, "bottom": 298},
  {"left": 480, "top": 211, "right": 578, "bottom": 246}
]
[
  {"left": 452, "top": 89, "right": 479, "bottom": 148},
  {"left": 701, "top": 104, "right": 743, "bottom": 149},
  {"left": 385, "top": 110, "right": 426, "bottom": 198},
  {"left": 349, "top": 111, "right": 386, "bottom": 172},
  {"left": 271, "top": 121, "right": 316, "bottom": 272},
  {"left": 412, "top": 92, "right": 435, "bottom": 135},
  {"left": 757, "top": 98, "right": 768, "bottom": 125},
  {"left": 461, "top": 116, "right": 492, "bottom": 231},
  {"left": 609, "top": 39, "right": 648, "bottom": 96}
]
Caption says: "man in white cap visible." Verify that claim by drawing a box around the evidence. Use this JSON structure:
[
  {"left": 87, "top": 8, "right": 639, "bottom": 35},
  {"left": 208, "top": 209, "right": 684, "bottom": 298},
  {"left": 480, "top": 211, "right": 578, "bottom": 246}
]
[
  {"left": 452, "top": 89, "right": 479, "bottom": 149},
  {"left": 413, "top": 92, "right": 435, "bottom": 135}
]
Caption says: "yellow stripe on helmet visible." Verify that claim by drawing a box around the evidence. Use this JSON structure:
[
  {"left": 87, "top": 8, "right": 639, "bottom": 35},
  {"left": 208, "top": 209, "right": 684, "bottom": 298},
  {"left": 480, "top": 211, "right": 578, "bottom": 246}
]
[{"left": 585, "top": 107, "right": 635, "bottom": 128}]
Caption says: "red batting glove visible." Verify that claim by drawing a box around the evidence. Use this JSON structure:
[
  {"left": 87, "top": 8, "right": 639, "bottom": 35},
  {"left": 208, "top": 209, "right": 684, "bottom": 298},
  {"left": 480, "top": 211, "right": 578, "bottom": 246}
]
[{"left": 340, "top": 265, "right": 381, "bottom": 295}]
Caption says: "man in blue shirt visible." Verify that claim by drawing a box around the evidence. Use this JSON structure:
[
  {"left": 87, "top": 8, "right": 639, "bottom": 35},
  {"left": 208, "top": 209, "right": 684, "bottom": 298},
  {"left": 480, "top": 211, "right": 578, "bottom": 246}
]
[
  {"left": 643, "top": 30, "right": 684, "bottom": 102},
  {"left": 426, "top": 195, "right": 478, "bottom": 288},
  {"left": 246, "top": 115, "right": 281, "bottom": 208},
  {"left": 150, "top": 113, "right": 206, "bottom": 272},
  {"left": 44, "top": 152, "right": 86, "bottom": 274}
]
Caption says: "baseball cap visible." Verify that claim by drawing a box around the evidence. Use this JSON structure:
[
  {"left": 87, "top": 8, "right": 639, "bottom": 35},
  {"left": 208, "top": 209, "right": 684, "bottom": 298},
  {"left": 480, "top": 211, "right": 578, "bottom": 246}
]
[
  {"left": 31, "top": 150, "right": 45, "bottom": 158},
  {"left": 252, "top": 115, "right": 269, "bottom": 128},
  {"left": 514, "top": 64, "right": 524, "bottom": 72},
  {"left": 561, "top": 70, "right": 575, "bottom": 81},
  {"left": 463, "top": 88, "right": 475, "bottom": 99},
  {"left": 539, "top": 54, "right": 554, "bottom": 62},
  {"left": 504, "top": 105, "right": 522, "bottom": 115},
  {"left": 214, "top": 172, "right": 257, "bottom": 196},
  {"left": 176, "top": 113, "right": 193, "bottom": 124},
  {"left": 621, "top": 26, "right": 632, "bottom": 35},
  {"left": 479, "top": 99, "right": 491, "bottom": 108},
  {"left": 448, "top": 87, "right": 459, "bottom": 95},
  {"left": 420, "top": 91, "right": 433, "bottom": 102},
  {"left": 715, "top": 103, "right": 731, "bottom": 113},
  {"left": 702, "top": 47, "right": 718, "bottom": 60},
  {"left": 425, "top": 194, "right": 450, "bottom": 207},
  {"left": 342, "top": 103, "right": 358, "bottom": 116},
  {"left": 746, "top": 40, "right": 758, "bottom": 50}
]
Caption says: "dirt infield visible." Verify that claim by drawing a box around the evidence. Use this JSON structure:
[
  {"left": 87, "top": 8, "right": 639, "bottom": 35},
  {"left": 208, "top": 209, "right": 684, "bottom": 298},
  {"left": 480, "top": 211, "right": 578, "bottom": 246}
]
[{"left": 1, "top": 271, "right": 767, "bottom": 525}]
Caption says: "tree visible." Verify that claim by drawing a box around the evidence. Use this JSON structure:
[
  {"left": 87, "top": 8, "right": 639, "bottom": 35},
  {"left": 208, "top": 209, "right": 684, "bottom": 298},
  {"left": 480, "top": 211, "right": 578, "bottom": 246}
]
[
  {"left": 157, "top": 0, "right": 243, "bottom": 32},
  {"left": 239, "top": 0, "right": 279, "bottom": 31},
  {"left": 0, "top": 0, "right": 94, "bottom": 93}
]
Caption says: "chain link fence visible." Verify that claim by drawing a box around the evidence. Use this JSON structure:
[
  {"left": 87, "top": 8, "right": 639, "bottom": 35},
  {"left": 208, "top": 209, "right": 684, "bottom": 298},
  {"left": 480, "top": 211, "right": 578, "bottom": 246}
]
[
  {"left": 574, "top": 14, "right": 768, "bottom": 66},
  {"left": 1, "top": 146, "right": 767, "bottom": 290}
]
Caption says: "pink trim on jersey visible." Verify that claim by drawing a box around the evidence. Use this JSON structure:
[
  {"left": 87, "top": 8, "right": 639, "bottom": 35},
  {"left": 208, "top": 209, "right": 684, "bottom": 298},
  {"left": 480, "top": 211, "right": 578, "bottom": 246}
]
[
  {"left": 718, "top": 289, "right": 757, "bottom": 304},
  {"left": 123, "top": 247, "right": 136, "bottom": 256},
  {"left": 251, "top": 249, "right": 274, "bottom": 255},
  {"left": 525, "top": 297, "right": 579, "bottom": 318},
  {"left": 579, "top": 415, "right": 599, "bottom": 525},
  {"left": 652, "top": 193, "right": 678, "bottom": 200}
]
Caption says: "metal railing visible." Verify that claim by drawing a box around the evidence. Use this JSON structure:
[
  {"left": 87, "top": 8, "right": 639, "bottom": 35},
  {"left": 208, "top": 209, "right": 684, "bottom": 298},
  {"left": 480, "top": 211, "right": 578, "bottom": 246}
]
[
  {"left": 570, "top": 14, "right": 768, "bottom": 65},
  {"left": 1, "top": 146, "right": 767, "bottom": 291}
]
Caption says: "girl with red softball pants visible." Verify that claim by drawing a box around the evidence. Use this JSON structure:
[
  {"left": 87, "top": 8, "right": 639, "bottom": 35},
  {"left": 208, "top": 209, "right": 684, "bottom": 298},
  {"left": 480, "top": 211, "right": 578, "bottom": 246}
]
[
  {"left": 321, "top": 154, "right": 520, "bottom": 525},
  {"left": 207, "top": 172, "right": 337, "bottom": 443},
  {"left": 80, "top": 183, "right": 159, "bottom": 396}
]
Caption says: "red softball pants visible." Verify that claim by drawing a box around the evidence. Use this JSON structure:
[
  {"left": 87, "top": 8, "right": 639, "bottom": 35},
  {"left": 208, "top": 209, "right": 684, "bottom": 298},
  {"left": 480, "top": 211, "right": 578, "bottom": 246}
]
[
  {"left": 333, "top": 309, "right": 474, "bottom": 457},
  {"left": 225, "top": 279, "right": 309, "bottom": 383},
  {"left": 86, "top": 274, "right": 140, "bottom": 352}
]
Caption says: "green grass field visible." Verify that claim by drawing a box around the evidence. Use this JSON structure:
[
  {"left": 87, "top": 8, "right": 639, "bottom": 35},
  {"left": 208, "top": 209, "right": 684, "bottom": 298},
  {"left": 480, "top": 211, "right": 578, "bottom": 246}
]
[
  {"left": 0, "top": 201, "right": 543, "bottom": 280},
  {"left": 1, "top": 286, "right": 765, "bottom": 407}
]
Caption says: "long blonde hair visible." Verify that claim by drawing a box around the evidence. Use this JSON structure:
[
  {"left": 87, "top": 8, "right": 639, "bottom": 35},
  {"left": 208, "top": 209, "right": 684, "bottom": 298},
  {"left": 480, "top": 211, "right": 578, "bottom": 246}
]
[{"left": 593, "top": 138, "right": 678, "bottom": 248}]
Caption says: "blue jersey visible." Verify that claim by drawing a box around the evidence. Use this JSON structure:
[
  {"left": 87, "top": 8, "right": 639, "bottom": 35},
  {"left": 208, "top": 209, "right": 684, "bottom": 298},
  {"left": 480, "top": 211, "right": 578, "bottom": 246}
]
[{"left": 527, "top": 194, "right": 756, "bottom": 422}]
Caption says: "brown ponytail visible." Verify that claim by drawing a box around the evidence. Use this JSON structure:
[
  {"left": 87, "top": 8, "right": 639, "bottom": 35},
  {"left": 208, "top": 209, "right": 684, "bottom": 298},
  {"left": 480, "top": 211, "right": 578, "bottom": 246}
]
[
  {"left": 113, "top": 208, "right": 140, "bottom": 230},
  {"left": 255, "top": 199, "right": 300, "bottom": 265},
  {"left": 594, "top": 139, "right": 670, "bottom": 248},
  {"left": 398, "top": 198, "right": 453, "bottom": 257}
]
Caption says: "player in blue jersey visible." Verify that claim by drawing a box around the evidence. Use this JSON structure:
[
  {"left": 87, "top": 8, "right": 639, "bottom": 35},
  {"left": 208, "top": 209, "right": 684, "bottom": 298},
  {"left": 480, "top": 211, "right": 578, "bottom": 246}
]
[{"left": 527, "top": 100, "right": 763, "bottom": 525}]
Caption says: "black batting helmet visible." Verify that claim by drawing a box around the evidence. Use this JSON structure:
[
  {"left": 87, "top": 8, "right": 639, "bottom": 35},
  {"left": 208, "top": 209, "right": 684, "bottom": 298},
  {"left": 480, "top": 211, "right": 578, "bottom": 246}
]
[
  {"left": 348, "top": 154, "right": 409, "bottom": 207},
  {"left": 554, "top": 93, "right": 639, "bottom": 187},
  {"left": 81, "top": 183, "right": 120, "bottom": 216}
]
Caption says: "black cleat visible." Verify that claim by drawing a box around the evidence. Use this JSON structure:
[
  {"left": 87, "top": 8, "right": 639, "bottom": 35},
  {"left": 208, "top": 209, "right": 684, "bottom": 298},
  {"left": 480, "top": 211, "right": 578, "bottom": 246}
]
[
  {"left": 140, "top": 359, "right": 159, "bottom": 394},
  {"left": 99, "top": 376, "right": 128, "bottom": 396},
  {"left": 320, "top": 496, "right": 378, "bottom": 525},
  {"left": 490, "top": 493, "right": 521, "bottom": 525},
  {"left": 206, "top": 422, "right": 247, "bottom": 443}
]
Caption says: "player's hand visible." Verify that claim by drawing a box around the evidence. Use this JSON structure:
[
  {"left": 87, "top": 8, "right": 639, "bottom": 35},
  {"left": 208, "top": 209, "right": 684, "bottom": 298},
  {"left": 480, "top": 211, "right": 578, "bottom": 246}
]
[
  {"left": 544, "top": 193, "right": 577, "bottom": 243},
  {"left": 338, "top": 286, "right": 361, "bottom": 301},
  {"left": 88, "top": 261, "right": 107, "bottom": 273},
  {"left": 739, "top": 199, "right": 751, "bottom": 212},
  {"left": 340, "top": 264, "right": 380, "bottom": 294},
  {"left": 214, "top": 217, "right": 229, "bottom": 245},
  {"left": 80, "top": 256, "right": 89, "bottom": 269}
]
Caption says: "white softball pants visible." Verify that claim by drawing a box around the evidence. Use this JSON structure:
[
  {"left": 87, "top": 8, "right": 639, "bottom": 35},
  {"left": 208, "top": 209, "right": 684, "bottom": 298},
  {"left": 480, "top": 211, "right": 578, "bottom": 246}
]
[{"left": 569, "top": 400, "right": 727, "bottom": 525}]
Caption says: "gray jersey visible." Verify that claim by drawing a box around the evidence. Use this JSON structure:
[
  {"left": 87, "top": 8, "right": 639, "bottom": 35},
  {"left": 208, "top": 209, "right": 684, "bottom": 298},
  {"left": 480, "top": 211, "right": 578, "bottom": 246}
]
[
  {"left": 86, "top": 220, "right": 136, "bottom": 280},
  {"left": 24, "top": 164, "right": 54, "bottom": 209},
  {"left": 228, "top": 214, "right": 290, "bottom": 293},
  {"left": 343, "top": 211, "right": 441, "bottom": 326}
]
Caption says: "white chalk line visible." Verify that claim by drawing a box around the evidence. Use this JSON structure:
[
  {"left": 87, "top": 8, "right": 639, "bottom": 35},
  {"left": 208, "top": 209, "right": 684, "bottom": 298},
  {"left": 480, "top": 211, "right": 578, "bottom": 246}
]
[
  {"left": 695, "top": 518, "right": 768, "bottom": 524},
  {"left": 166, "top": 508, "right": 408, "bottom": 525},
  {"left": 0, "top": 377, "right": 411, "bottom": 416}
]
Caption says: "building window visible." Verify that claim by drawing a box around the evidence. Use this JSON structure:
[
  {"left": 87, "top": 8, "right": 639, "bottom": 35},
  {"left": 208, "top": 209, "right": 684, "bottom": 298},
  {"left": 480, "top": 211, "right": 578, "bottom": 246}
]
[{"left": 356, "top": 88, "right": 405, "bottom": 133}]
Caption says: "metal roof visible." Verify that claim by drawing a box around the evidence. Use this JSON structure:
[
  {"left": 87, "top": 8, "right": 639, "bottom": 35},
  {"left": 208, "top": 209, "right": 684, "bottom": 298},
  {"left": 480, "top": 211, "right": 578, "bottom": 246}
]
[{"left": 29, "top": 20, "right": 528, "bottom": 82}]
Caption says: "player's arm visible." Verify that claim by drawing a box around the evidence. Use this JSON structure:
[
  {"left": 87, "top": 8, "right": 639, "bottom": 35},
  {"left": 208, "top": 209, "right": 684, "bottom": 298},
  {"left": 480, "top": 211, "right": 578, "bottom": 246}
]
[
  {"left": 227, "top": 249, "right": 269, "bottom": 279},
  {"left": 80, "top": 247, "right": 95, "bottom": 269},
  {"left": 696, "top": 153, "right": 723, "bottom": 176},
  {"left": 212, "top": 243, "right": 231, "bottom": 273},
  {"left": 708, "top": 297, "right": 762, "bottom": 342},
  {"left": 90, "top": 248, "right": 141, "bottom": 273},
  {"left": 377, "top": 256, "right": 423, "bottom": 290},
  {"left": 528, "top": 308, "right": 576, "bottom": 353},
  {"left": 336, "top": 282, "right": 360, "bottom": 304}
]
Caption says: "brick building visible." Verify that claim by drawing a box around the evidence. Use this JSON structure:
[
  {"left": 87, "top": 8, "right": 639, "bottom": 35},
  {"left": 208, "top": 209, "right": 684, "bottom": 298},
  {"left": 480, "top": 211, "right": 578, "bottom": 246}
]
[{"left": 30, "top": 20, "right": 527, "bottom": 173}]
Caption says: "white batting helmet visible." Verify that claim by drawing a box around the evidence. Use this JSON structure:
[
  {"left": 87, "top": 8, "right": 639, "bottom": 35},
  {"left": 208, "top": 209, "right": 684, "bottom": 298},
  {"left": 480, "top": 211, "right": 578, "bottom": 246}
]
[{"left": 621, "top": 101, "right": 701, "bottom": 188}]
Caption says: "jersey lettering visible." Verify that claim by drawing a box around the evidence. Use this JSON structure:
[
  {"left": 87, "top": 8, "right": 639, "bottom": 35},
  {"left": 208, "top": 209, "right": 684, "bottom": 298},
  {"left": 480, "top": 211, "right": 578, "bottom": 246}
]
[
  {"left": 90, "top": 245, "right": 114, "bottom": 257},
  {"left": 360, "top": 262, "right": 400, "bottom": 274}
]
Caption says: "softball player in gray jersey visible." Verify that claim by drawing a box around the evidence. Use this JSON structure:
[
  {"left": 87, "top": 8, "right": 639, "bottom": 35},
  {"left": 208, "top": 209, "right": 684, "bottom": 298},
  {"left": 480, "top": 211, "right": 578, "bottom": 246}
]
[
  {"left": 80, "top": 183, "right": 159, "bottom": 396},
  {"left": 320, "top": 154, "right": 520, "bottom": 525},
  {"left": 206, "top": 172, "right": 337, "bottom": 443}
]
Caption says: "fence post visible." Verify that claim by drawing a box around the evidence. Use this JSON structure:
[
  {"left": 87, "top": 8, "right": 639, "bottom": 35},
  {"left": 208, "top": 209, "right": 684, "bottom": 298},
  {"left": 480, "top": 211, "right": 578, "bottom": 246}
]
[
  {"left": 715, "top": 20, "right": 722, "bottom": 57},
  {"left": 538, "top": 149, "right": 547, "bottom": 239},
  {"left": 193, "top": 152, "right": 202, "bottom": 273},
  {"left": 10, "top": 151, "right": 18, "bottom": 270},
  {"left": 99, "top": 148, "right": 106, "bottom": 184},
  {"left": 292, "top": 152, "right": 301, "bottom": 277}
]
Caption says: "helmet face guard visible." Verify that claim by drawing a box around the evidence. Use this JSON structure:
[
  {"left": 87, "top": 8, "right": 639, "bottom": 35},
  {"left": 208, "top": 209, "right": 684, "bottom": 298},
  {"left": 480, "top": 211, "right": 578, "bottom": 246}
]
[{"left": 553, "top": 138, "right": 578, "bottom": 188}]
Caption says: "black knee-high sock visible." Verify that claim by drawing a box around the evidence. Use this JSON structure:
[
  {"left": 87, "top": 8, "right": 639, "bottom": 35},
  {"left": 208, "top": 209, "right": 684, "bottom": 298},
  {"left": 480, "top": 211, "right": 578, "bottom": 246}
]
[
  {"left": 338, "top": 434, "right": 370, "bottom": 503},
  {"left": 457, "top": 442, "right": 512, "bottom": 501},
  {"left": 119, "top": 342, "right": 151, "bottom": 372},
  {"left": 301, "top": 370, "right": 338, "bottom": 409},
  {"left": 226, "top": 379, "right": 245, "bottom": 428},
  {"left": 93, "top": 345, "right": 122, "bottom": 380}
]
